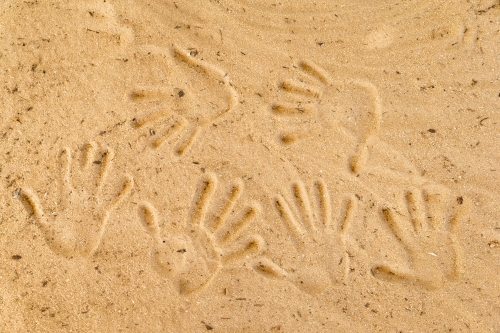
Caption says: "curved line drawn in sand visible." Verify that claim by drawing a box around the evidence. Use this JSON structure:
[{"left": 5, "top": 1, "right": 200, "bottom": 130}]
[
  {"left": 253, "top": 179, "right": 357, "bottom": 294},
  {"left": 270, "top": 60, "right": 382, "bottom": 174},
  {"left": 371, "top": 185, "right": 472, "bottom": 289},
  {"left": 217, "top": 0, "right": 482, "bottom": 51},
  {"left": 362, "top": 6, "right": 481, "bottom": 50},
  {"left": 19, "top": 142, "right": 134, "bottom": 258},
  {"left": 138, "top": 173, "right": 265, "bottom": 295},
  {"left": 130, "top": 44, "right": 238, "bottom": 156}
]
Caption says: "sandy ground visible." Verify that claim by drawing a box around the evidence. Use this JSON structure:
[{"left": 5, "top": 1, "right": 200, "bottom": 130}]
[{"left": 1, "top": 0, "right": 500, "bottom": 332}]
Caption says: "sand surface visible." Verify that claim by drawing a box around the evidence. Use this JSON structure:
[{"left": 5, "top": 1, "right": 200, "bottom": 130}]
[{"left": 1, "top": 0, "right": 500, "bottom": 332}]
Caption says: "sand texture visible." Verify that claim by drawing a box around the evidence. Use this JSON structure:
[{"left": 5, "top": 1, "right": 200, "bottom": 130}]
[{"left": 1, "top": 0, "right": 500, "bottom": 332}]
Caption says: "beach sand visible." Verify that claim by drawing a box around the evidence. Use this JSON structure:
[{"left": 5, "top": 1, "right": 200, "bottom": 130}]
[{"left": 1, "top": 0, "right": 500, "bottom": 331}]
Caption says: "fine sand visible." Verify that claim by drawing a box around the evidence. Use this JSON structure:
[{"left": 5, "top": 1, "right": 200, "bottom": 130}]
[{"left": 1, "top": 1, "right": 500, "bottom": 332}]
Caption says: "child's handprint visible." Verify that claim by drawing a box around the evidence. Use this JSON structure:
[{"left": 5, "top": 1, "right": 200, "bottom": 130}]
[
  {"left": 138, "top": 174, "right": 265, "bottom": 295},
  {"left": 130, "top": 44, "right": 238, "bottom": 156},
  {"left": 371, "top": 185, "right": 472, "bottom": 289},
  {"left": 253, "top": 180, "right": 357, "bottom": 294},
  {"left": 270, "top": 60, "right": 382, "bottom": 173},
  {"left": 20, "top": 142, "right": 133, "bottom": 258}
]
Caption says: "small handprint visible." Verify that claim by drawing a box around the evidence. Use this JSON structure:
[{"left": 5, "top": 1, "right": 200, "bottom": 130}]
[
  {"left": 138, "top": 174, "right": 265, "bottom": 295},
  {"left": 270, "top": 60, "right": 382, "bottom": 173},
  {"left": 130, "top": 44, "right": 238, "bottom": 156},
  {"left": 371, "top": 185, "right": 472, "bottom": 289},
  {"left": 253, "top": 180, "right": 357, "bottom": 294},
  {"left": 20, "top": 142, "right": 133, "bottom": 258}
]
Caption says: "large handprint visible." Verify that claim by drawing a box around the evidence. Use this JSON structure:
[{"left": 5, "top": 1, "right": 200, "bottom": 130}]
[
  {"left": 20, "top": 142, "right": 133, "bottom": 258},
  {"left": 253, "top": 180, "right": 357, "bottom": 294},
  {"left": 138, "top": 174, "right": 265, "bottom": 295},
  {"left": 371, "top": 185, "right": 472, "bottom": 289}
]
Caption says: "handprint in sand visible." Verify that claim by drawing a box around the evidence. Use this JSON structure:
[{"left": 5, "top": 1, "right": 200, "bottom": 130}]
[
  {"left": 270, "top": 60, "right": 382, "bottom": 174},
  {"left": 130, "top": 44, "right": 238, "bottom": 156},
  {"left": 138, "top": 174, "right": 265, "bottom": 295},
  {"left": 253, "top": 180, "right": 357, "bottom": 294},
  {"left": 371, "top": 185, "right": 472, "bottom": 289},
  {"left": 20, "top": 142, "right": 133, "bottom": 258}
]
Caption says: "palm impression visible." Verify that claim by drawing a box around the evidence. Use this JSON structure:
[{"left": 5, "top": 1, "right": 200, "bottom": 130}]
[
  {"left": 138, "top": 173, "right": 265, "bottom": 295},
  {"left": 20, "top": 142, "right": 134, "bottom": 258},
  {"left": 253, "top": 179, "right": 357, "bottom": 294},
  {"left": 130, "top": 44, "right": 238, "bottom": 156},
  {"left": 271, "top": 60, "right": 382, "bottom": 173},
  {"left": 372, "top": 185, "right": 472, "bottom": 289}
]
